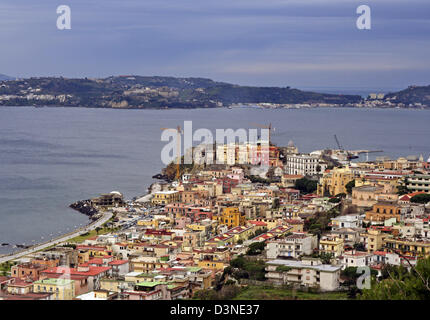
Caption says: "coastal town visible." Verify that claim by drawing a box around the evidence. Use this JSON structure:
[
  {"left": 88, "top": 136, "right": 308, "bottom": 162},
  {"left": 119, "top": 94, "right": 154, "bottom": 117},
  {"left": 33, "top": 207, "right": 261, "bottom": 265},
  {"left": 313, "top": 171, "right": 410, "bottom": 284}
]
[{"left": 1, "top": 140, "right": 430, "bottom": 300}]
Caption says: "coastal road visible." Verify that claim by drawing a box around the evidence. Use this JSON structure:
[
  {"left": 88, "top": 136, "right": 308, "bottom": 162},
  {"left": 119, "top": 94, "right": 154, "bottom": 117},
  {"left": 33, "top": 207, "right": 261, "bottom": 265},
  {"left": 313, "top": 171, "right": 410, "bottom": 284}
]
[{"left": 0, "top": 211, "right": 113, "bottom": 264}]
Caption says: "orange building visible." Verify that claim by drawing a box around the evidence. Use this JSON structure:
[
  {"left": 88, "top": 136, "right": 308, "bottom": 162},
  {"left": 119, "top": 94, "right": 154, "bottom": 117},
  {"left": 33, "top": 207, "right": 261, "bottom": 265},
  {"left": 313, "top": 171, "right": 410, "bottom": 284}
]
[
  {"left": 11, "top": 263, "right": 47, "bottom": 281},
  {"left": 365, "top": 201, "right": 402, "bottom": 223},
  {"left": 217, "top": 207, "right": 245, "bottom": 228}
]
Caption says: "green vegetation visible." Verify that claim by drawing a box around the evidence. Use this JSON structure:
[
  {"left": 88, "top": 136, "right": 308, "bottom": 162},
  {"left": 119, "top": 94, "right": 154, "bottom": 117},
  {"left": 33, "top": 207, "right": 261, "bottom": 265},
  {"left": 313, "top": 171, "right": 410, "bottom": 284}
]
[
  {"left": 229, "top": 256, "right": 267, "bottom": 281},
  {"left": 232, "top": 285, "right": 349, "bottom": 300},
  {"left": 341, "top": 266, "right": 378, "bottom": 299},
  {"left": 0, "top": 261, "right": 17, "bottom": 276},
  {"left": 345, "top": 180, "right": 355, "bottom": 194},
  {"left": 68, "top": 226, "right": 116, "bottom": 243},
  {"left": 311, "top": 252, "right": 334, "bottom": 264},
  {"left": 275, "top": 266, "right": 292, "bottom": 272},
  {"left": 272, "top": 198, "right": 280, "bottom": 209},
  {"left": 396, "top": 179, "right": 409, "bottom": 195},
  {"left": 192, "top": 284, "right": 241, "bottom": 300},
  {"left": 248, "top": 228, "right": 268, "bottom": 240},
  {"left": 329, "top": 193, "right": 346, "bottom": 203},
  {"left": 246, "top": 242, "right": 266, "bottom": 256},
  {"left": 410, "top": 193, "right": 430, "bottom": 204},
  {"left": 294, "top": 177, "right": 318, "bottom": 194},
  {"left": 359, "top": 257, "right": 430, "bottom": 300},
  {"left": 304, "top": 207, "right": 340, "bottom": 237},
  {"left": 248, "top": 175, "right": 271, "bottom": 185}
]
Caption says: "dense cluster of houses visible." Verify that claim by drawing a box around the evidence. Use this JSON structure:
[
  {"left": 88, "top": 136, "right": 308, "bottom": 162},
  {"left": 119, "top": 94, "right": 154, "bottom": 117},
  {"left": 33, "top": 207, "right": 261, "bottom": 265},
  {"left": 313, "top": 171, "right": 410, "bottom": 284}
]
[{"left": 1, "top": 143, "right": 429, "bottom": 299}]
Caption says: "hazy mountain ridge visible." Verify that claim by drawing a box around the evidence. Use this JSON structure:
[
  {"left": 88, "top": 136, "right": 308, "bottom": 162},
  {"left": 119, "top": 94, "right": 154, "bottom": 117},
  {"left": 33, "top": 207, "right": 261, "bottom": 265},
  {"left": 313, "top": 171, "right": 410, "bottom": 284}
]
[
  {"left": 0, "top": 75, "right": 427, "bottom": 109},
  {"left": 0, "top": 74, "right": 14, "bottom": 81},
  {"left": 383, "top": 85, "right": 430, "bottom": 107}
]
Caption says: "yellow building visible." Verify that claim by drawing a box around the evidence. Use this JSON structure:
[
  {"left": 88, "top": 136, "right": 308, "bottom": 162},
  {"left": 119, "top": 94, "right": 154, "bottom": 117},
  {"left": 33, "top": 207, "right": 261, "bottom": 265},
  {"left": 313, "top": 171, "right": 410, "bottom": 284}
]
[
  {"left": 151, "top": 191, "right": 180, "bottom": 205},
  {"left": 197, "top": 260, "right": 226, "bottom": 270},
  {"left": 130, "top": 256, "right": 170, "bottom": 273},
  {"left": 100, "top": 278, "right": 124, "bottom": 293},
  {"left": 319, "top": 236, "right": 344, "bottom": 257},
  {"left": 217, "top": 207, "right": 245, "bottom": 228},
  {"left": 385, "top": 238, "right": 430, "bottom": 258},
  {"left": 195, "top": 248, "right": 230, "bottom": 271},
  {"left": 363, "top": 228, "right": 390, "bottom": 253},
  {"left": 317, "top": 167, "right": 355, "bottom": 196},
  {"left": 137, "top": 218, "right": 158, "bottom": 228},
  {"left": 33, "top": 278, "right": 75, "bottom": 300}
]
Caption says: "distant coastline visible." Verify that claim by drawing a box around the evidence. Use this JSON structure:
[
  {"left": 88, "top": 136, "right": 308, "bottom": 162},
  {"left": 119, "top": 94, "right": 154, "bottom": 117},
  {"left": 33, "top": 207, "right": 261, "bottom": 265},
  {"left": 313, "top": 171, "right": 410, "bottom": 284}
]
[{"left": 0, "top": 76, "right": 429, "bottom": 109}]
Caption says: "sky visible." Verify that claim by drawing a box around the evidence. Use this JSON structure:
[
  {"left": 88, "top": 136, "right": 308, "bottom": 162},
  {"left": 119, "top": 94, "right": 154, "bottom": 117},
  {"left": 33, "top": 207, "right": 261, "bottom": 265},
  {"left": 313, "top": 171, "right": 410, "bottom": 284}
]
[{"left": 0, "top": 0, "right": 429, "bottom": 91}]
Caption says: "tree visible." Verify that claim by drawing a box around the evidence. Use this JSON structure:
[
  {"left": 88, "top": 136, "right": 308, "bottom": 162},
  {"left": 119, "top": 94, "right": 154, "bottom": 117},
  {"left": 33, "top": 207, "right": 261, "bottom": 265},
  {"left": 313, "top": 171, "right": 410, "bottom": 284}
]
[
  {"left": 317, "top": 252, "right": 334, "bottom": 264},
  {"left": 396, "top": 179, "right": 409, "bottom": 195},
  {"left": 230, "top": 256, "right": 246, "bottom": 269},
  {"left": 329, "top": 197, "right": 341, "bottom": 204},
  {"left": 353, "top": 243, "right": 366, "bottom": 251},
  {"left": 248, "top": 227, "right": 267, "bottom": 240},
  {"left": 272, "top": 198, "right": 280, "bottom": 209},
  {"left": 295, "top": 177, "right": 317, "bottom": 194},
  {"left": 359, "top": 256, "right": 430, "bottom": 300},
  {"left": 345, "top": 180, "right": 355, "bottom": 194},
  {"left": 410, "top": 194, "right": 430, "bottom": 204},
  {"left": 246, "top": 241, "right": 266, "bottom": 255}
]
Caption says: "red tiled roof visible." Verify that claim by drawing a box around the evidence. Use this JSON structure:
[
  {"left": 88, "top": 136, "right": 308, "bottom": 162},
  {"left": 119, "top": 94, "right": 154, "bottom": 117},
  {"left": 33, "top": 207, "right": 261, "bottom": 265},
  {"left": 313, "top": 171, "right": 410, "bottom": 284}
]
[
  {"left": 248, "top": 220, "right": 267, "bottom": 226},
  {"left": 42, "top": 266, "right": 111, "bottom": 277},
  {"left": 108, "top": 260, "right": 128, "bottom": 266}
]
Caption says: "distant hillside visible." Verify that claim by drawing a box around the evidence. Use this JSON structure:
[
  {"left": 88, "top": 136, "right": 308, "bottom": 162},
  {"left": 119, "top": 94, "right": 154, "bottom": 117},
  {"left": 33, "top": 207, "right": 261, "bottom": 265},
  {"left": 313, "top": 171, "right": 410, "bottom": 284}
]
[
  {"left": 383, "top": 85, "right": 430, "bottom": 107},
  {"left": 0, "top": 74, "right": 13, "bottom": 81},
  {"left": 0, "top": 76, "right": 362, "bottom": 109}
]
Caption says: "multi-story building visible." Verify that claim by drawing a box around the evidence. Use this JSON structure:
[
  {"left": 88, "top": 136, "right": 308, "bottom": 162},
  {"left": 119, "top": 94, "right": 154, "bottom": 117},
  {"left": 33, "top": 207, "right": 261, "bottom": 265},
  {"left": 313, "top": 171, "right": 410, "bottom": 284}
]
[
  {"left": 319, "top": 236, "right": 344, "bottom": 257},
  {"left": 405, "top": 173, "right": 430, "bottom": 194},
  {"left": 266, "top": 233, "right": 317, "bottom": 259},
  {"left": 331, "top": 214, "right": 361, "bottom": 229},
  {"left": 151, "top": 191, "right": 180, "bottom": 205},
  {"left": 317, "top": 167, "right": 355, "bottom": 196},
  {"left": 362, "top": 227, "right": 390, "bottom": 253},
  {"left": 91, "top": 191, "right": 125, "bottom": 208},
  {"left": 33, "top": 278, "right": 75, "bottom": 300},
  {"left": 285, "top": 154, "right": 321, "bottom": 176},
  {"left": 342, "top": 251, "right": 373, "bottom": 269},
  {"left": 365, "top": 201, "right": 402, "bottom": 223},
  {"left": 217, "top": 207, "right": 245, "bottom": 228},
  {"left": 385, "top": 238, "right": 430, "bottom": 258},
  {"left": 11, "top": 263, "right": 46, "bottom": 281},
  {"left": 265, "top": 258, "right": 341, "bottom": 291}
]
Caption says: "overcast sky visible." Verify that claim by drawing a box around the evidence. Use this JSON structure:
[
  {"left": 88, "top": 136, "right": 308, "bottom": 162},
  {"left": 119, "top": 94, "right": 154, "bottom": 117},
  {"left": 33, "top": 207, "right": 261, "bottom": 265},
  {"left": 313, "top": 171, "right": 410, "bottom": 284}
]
[{"left": 0, "top": 0, "right": 429, "bottom": 90}]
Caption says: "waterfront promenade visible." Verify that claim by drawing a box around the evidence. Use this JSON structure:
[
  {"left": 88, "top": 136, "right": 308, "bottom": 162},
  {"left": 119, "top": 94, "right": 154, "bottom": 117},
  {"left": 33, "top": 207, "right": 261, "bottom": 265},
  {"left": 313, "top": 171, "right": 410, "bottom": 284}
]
[{"left": 0, "top": 211, "right": 113, "bottom": 264}]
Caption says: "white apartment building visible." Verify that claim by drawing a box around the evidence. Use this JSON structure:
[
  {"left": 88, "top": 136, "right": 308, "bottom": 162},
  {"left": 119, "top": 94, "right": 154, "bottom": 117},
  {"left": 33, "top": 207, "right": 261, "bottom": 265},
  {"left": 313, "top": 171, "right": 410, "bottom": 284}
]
[
  {"left": 266, "top": 233, "right": 317, "bottom": 259},
  {"left": 285, "top": 154, "right": 324, "bottom": 176},
  {"left": 331, "top": 214, "right": 362, "bottom": 229},
  {"left": 342, "top": 251, "right": 373, "bottom": 269},
  {"left": 265, "top": 258, "right": 341, "bottom": 291}
]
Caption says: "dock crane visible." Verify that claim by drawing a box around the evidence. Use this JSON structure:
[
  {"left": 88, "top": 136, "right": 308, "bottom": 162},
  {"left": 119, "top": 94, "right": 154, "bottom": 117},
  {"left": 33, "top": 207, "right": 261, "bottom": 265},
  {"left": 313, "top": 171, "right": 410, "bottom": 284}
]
[
  {"left": 334, "top": 135, "right": 359, "bottom": 160},
  {"left": 161, "top": 125, "right": 182, "bottom": 180}
]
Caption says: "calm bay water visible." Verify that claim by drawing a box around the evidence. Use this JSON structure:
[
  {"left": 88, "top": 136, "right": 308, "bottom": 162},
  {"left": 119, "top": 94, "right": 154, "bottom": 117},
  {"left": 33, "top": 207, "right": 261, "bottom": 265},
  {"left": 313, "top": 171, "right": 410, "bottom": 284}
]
[{"left": 1, "top": 106, "right": 430, "bottom": 254}]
